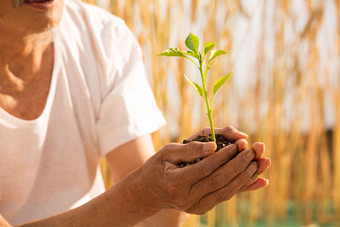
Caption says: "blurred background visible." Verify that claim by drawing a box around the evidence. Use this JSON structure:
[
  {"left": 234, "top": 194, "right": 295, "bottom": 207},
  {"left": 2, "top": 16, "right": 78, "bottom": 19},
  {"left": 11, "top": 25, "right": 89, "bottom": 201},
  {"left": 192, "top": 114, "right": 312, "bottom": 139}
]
[{"left": 84, "top": 0, "right": 340, "bottom": 226}]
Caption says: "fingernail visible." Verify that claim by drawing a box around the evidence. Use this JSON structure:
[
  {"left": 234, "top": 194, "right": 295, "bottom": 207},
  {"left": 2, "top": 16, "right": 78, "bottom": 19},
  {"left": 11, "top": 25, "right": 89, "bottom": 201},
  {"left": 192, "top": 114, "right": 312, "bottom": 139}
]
[
  {"left": 239, "top": 131, "right": 248, "bottom": 138},
  {"left": 258, "top": 143, "right": 265, "bottom": 158},
  {"left": 204, "top": 142, "right": 216, "bottom": 153},
  {"left": 236, "top": 139, "right": 248, "bottom": 151}
]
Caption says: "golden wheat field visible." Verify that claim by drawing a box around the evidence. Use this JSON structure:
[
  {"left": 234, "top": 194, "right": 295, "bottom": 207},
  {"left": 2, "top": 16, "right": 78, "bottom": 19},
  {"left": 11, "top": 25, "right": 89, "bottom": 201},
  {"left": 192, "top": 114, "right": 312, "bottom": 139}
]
[{"left": 84, "top": 0, "right": 340, "bottom": 226}]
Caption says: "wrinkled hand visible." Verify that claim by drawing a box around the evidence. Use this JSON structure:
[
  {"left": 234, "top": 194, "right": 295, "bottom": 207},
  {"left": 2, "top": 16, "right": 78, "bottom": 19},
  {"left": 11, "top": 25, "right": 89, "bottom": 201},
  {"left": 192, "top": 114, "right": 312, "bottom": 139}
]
[{"left": 127, "top": 126, "right": 270, "bottom": 215}]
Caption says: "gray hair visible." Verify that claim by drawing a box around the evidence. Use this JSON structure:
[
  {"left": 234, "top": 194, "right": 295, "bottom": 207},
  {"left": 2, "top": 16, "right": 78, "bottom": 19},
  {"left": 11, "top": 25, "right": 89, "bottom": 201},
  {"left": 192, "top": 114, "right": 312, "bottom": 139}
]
[{"left": 13, "top": 0, "right": 25, "bottom": 9}]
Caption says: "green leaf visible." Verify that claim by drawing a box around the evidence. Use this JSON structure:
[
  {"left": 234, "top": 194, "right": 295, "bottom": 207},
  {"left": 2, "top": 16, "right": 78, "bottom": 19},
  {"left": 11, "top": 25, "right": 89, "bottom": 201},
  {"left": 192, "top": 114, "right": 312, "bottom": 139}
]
[
  {"left": 213, "top": 72, "right": 232, "bottom": 96},
  {"left": 184, "top": 74, "right": 203, "bottom": 97},
  {"left": 185, "top": 33, "right": 199, "bottom": 54},
  {"left": 159, "top": 48, "right": 185, "bottom": 57},
  {"left": 208, "top": 50, "right": 228, "bottom": 63},
  {"left": 183, "top": 50, "right": 199, "bottom": 59},
  {"left": 204, "top": 42, "right": 215, "bottom": 55}
]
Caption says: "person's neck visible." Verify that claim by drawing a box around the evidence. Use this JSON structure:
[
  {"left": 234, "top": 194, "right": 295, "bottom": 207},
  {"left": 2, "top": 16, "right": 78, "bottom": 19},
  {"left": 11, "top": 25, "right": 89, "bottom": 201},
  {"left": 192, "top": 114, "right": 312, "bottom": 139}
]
[{"left": 0, "top": 29, "right": 55, "bottom": 92}]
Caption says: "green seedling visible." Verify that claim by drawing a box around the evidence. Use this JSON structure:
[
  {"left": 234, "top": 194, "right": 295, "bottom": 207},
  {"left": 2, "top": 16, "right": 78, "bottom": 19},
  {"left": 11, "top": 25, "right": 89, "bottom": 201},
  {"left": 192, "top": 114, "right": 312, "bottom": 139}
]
[{"left": 159, "top": 33, "right": 231, "bottom": 143}]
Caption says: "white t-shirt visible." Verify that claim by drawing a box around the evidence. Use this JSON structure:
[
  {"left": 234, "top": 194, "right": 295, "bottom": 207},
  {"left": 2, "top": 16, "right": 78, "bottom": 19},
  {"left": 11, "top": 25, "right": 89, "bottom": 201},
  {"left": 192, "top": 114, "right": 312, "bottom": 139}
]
[{"left": 0, "top": 0, "right": 165, "bottom": 225}]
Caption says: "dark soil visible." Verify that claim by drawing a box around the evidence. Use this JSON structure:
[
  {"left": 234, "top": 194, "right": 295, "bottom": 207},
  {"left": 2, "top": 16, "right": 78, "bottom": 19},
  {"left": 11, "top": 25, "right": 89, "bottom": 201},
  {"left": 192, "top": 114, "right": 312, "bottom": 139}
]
[
  {"left": 183, "top": 134, "right": 232, "bottom": 152},
  {"left": 180, "top": 134, "right": 232, "bottom": 167}
]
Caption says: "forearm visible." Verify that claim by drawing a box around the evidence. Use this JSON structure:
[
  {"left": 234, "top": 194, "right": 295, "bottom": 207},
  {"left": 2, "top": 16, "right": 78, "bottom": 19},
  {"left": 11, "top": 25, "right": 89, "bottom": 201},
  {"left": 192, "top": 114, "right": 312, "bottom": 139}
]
[{"left": 19, "top": 172, "right": 160, "bottom": 227}]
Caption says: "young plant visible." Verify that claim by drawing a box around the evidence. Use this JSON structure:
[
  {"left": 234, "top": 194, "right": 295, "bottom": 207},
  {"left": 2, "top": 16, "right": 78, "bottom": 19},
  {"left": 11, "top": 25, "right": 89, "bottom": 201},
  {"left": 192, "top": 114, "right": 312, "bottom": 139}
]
[{"left": 159, "top": 33, "right": 231, "bottom": 143}]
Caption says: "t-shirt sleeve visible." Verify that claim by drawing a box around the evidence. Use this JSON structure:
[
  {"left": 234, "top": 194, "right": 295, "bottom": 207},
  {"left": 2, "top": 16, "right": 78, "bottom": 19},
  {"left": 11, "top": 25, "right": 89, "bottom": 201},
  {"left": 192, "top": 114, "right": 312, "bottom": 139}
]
[{"left": 96, "top": 21, "right": 166, "bottom": 157}]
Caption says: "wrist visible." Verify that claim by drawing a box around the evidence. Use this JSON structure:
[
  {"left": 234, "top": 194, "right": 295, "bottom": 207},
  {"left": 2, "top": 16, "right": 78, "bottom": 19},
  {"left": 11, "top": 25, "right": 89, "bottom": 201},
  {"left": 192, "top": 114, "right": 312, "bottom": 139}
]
[{"left": 114, "top": 168, "right": 162, "bottom": 223}]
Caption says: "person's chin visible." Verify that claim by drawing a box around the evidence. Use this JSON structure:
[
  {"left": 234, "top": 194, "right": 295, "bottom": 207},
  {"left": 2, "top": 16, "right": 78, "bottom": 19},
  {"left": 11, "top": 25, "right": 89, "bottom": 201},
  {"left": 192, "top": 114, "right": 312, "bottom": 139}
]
[{"left": 21, "top": 0, "right": 64, "bottom": 34}]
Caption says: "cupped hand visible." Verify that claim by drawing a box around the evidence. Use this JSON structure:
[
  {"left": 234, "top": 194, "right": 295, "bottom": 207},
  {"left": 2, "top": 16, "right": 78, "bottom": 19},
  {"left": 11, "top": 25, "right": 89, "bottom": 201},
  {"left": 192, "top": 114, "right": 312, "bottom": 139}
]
[
  {"left": 189, "top": 126, "right": 271, "bottom": 192},
  {"left": 126, "top": 126, "right": 270, "bottom": 215}
]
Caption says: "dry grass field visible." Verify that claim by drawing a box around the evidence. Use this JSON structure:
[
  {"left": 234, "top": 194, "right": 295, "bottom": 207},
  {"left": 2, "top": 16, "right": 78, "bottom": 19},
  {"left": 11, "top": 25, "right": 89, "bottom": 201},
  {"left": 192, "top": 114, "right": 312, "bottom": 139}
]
[{"left": 84, "top": 0, "right": 340, "bottom": 226}]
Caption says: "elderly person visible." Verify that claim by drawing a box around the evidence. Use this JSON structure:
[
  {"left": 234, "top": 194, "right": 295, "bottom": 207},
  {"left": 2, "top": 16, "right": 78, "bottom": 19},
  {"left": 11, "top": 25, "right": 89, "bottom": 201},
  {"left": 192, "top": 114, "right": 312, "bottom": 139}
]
[{"left": 0, "top": 0, "right": 271, "bottom": 226}]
